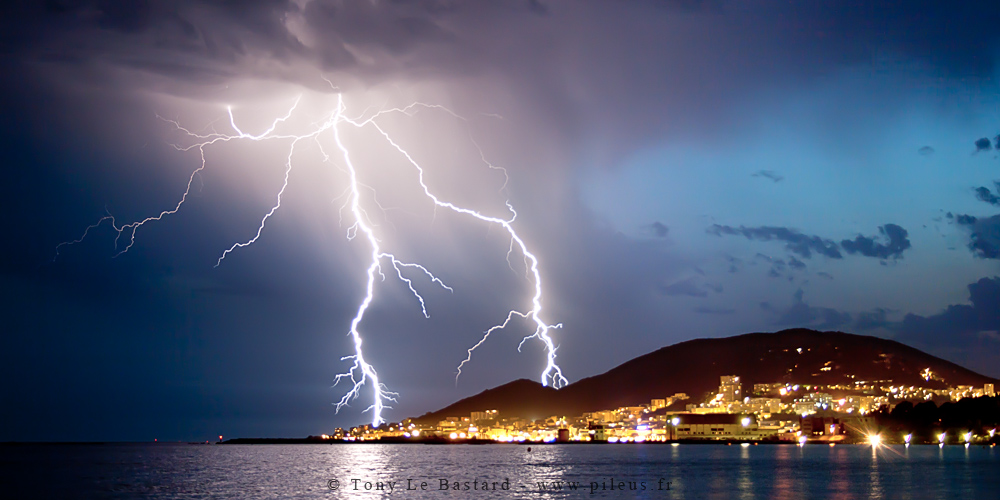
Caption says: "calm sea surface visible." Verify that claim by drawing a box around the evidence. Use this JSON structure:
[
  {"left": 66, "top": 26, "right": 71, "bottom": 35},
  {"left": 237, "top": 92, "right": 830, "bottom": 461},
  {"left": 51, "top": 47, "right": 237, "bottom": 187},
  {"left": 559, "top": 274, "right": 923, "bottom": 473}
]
[{"left": 2, "top": 443, "right": 998, "bottom": 499}]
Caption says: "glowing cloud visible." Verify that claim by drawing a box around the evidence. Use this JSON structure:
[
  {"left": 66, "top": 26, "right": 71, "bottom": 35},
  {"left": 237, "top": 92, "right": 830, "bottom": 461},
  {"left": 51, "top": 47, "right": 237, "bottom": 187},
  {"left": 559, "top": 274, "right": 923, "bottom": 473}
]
[{"left": 56, "top": 90, "right": 567, "bottom": 427}]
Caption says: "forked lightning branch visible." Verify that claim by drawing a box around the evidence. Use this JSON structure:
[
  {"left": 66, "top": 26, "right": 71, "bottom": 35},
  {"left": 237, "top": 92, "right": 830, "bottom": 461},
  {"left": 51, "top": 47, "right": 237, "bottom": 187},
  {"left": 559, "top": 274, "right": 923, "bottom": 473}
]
[{"left": 55, "top": 91, "right": 568, "bottom": 427}]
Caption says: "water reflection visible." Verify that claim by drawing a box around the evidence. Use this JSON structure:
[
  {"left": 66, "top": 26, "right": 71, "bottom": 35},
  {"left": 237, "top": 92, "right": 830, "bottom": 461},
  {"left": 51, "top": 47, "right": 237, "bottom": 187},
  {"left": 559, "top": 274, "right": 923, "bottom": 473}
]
[
  {"left": 6, "top": 443, "right": 1000, "bottom": 499},
  {"left": 736, "top": 444, "right": 753, "bottom": 500},
  {"left": 330, "top": 445, "right": 408, "bottom": 499},
  {"left": 869, "top": 443, "right": 883, "bottom": 500},
  {"left": 828, "top": 444, "right": 850, "bottom": 500}
]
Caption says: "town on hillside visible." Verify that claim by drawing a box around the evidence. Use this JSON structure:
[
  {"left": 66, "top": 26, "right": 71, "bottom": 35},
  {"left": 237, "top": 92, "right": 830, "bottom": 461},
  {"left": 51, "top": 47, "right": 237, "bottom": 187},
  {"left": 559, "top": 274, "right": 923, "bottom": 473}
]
[{"left": 320, "top": 371, "right": 998, "bottom": 445}]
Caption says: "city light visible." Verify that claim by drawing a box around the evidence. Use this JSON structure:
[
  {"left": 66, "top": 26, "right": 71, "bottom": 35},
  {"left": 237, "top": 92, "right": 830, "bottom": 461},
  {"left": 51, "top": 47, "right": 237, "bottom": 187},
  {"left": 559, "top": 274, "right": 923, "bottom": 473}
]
[
  {"left": 316, "top": 374, "right": 995, "bottom": 444},
  {"left": 868, "top": 434, "right": 881, "bottom": 447}
]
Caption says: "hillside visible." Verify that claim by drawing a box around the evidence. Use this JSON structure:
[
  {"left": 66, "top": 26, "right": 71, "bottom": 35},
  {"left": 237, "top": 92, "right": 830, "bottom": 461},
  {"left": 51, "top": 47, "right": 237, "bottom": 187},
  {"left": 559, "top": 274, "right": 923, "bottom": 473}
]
[{"left": 414, "top": 328, "right": 997, "bottom": 422}]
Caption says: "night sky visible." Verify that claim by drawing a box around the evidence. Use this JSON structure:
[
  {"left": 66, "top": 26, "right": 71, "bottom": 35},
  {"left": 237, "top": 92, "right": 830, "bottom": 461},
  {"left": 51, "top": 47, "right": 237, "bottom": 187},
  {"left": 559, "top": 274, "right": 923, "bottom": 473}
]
[{"left": 2, "top": 1, "right": 1000, "bottom": 442}]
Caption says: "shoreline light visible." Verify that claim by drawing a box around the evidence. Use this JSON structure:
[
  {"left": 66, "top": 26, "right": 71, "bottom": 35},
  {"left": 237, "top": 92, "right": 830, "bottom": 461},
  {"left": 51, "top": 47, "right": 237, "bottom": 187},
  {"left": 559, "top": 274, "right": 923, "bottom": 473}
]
[{"left": 868, "top": 434, "right": 881, "bottom": 447}]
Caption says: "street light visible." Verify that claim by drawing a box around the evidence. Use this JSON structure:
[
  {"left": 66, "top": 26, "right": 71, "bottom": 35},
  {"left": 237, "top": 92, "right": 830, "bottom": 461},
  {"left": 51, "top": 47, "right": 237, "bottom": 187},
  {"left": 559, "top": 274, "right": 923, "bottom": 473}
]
[{"left": 868, "top": 434, "right": 881, "bottom": 447}]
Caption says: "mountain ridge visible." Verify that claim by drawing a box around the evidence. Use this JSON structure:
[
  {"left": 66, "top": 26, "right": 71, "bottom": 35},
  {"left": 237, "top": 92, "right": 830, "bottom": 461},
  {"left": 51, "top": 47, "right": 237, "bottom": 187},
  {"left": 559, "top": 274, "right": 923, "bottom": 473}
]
[{"left": 414, "top": 329, "right": 997, "bottom": 422}]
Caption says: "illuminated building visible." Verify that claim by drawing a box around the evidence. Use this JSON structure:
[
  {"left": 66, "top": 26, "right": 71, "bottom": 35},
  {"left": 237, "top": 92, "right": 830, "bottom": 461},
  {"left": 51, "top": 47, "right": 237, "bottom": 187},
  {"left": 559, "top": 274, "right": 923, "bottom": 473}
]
[
  {"left": 589, "top": 424, "right": 608, "bottom": 442},
  {"left": 672, "top": 414, "right": 762, "bottom": 440},
  {"left": 801, "top": 416, "right": 844, "bottom": 438},
  {"left": 690, "top": 406, "right": 729, "bottom": 414},
  {"left": 719, "top": 376, "right": 742, "bottom": 404},
  {"left": 986, "top": 384, "right": 995, "bottom": 397},
  {"left": 753, "top": 382, "right": 786, "bottom": 395},
  {"left": 745, "top": 397, "right": 782, "bottom": 414}
]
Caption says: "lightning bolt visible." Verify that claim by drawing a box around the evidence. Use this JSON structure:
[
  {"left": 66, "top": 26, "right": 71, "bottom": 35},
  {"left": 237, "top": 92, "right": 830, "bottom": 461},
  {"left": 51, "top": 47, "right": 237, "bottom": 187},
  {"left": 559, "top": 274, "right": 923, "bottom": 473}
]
[
  {"left": 55, "top": 90, "right": 567, "bottom": 427},
  {"left": 348, "top": 119, "right": 566, "bottom": 388}
]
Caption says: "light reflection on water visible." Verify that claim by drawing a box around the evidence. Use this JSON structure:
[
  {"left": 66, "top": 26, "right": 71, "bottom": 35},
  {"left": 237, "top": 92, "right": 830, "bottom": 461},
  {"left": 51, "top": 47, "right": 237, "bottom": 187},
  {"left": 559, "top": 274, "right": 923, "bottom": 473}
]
[{"left": 2, "top": 443, "right": 998, "bottom": 499}]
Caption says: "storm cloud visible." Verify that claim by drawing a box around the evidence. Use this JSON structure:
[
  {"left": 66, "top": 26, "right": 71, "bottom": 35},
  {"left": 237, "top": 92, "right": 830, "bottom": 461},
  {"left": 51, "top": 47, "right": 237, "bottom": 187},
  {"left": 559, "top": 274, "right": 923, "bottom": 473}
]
[
  {"left": 975, "top": 183, "right": 1000, "bottom": 206},
  {"left": 840, "top": 223, "right": 911, "bottom": 260},
  {"left": 952, "top": 214, "right": 1000, "bottom": 259},
  {"left": 760, "top": 289, "right": 852, "bottom": 330},
  {"left": 708, "top": 225, "right": 843, "bottom": 259},
  {"left": 710, "top": 223, "right": 913, "bottom": 262},
  {"left": 901, "top": 277, "right": 1000, "bottom": 339},
  {"left": 4, "top": 0, "right": 1000, "bottom": 442},
  {"left": 898, "top": 277, "right": 1000, "bottom": 375}
]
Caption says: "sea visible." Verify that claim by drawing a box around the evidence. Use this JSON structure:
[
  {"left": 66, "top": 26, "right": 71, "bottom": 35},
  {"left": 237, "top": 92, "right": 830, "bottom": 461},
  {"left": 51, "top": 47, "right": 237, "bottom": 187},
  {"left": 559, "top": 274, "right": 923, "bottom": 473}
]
[{"left": 2, "top": 443, "right": 998, "bottom": 499}]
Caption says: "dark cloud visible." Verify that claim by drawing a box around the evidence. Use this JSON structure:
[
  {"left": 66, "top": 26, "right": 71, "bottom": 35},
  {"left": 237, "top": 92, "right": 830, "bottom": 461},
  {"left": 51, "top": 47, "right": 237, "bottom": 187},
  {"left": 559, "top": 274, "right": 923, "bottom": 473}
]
[
  {"left": 787, "top": 256, "right": 806, "bottom": 270},
  {"left": 704, "top": 283, "right": 723, "bottom": 293},
  {"left": 760, "top": 289, "right": 852, "bottom": 330},
  {"left": 898, "top": 276, "right": 1000, "bottom": 374},
  {"left": 753, "top": 253, "right": 790, "bottom": 278},
  {"left": 974, "top": 137, "right": 993, "bottom": 153},
  {"left": 10, "top": 0, "right": 995, "bottom": 79},
  {"left": 974, "top": 183, "right": 1000, "bottom": 206},
  {"left": 659, "top": 278, "right": 707, "bottom": 297},
  {"left": 840, "top": 223, "right": 911, "bottom": 260},
  {"left": 952, "top": 214, "right": 1000, "bottom": 259},
  {"left": 649, "top": 221, "right": 669, "bottom": 238},
  {"left": 854, "top": 308, "right": 892, "bottom": 331},
  {"left": 817, "top": 272, "right": 834, "bottom": 280},
  {"left": 3, "top": 0, "right": 999, "bottom": 156},
  {"left": 918, "top": 146, "right": 934, "bottom": 156},
  {"left": 821, "top": 2, "right": 1000, "bottom": 78},
  {"left": 712, "top": 223, "right": 915, "bottom": 264},
  {"left": 751, "top": 170, "right": 784, "bottom": 183},
  {"left": 708, "top": 225, "right": 843, "bottom": 259}
]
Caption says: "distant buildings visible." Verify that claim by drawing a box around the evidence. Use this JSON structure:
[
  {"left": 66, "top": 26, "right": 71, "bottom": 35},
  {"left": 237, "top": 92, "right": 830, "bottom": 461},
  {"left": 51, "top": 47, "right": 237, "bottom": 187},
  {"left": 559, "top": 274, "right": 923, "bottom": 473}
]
[
  {"left": 332, "top": 366, "right": 997, "bottom": 444},
  {"left": 719, "top": 376, "right": 742, "bottom": 405},
  {"left": 673, "top": 414, "right": 760, "bottom": 440},
  {"left": 744, "top": 397, "right": 781, "bottom": 414}
]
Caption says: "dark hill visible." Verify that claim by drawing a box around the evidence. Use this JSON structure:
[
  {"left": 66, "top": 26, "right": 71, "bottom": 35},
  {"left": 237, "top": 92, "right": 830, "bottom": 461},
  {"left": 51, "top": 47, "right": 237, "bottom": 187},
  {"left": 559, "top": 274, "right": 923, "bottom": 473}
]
[{"left": 415, "top": 329, "right": 998, "bottom": 422}]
